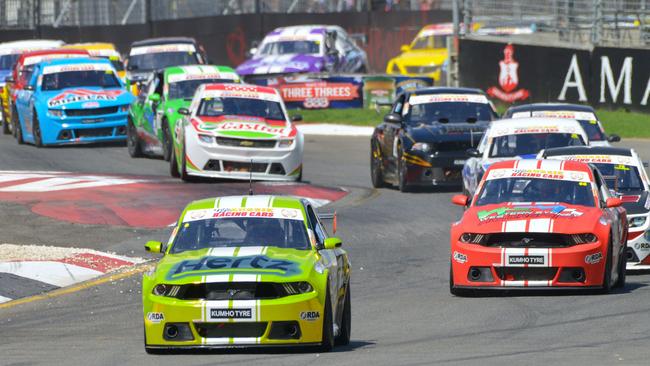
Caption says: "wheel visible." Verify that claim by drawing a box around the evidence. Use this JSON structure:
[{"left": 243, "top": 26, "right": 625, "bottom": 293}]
[
  {"left": 13, "top": 107, "right": 23, "bottom": 144},
  {"left": 370, "top": 139, "right": 385, "bottom": 188},
  {"left": 397, "top": 146, "right": 410, "bottom": 192},
  {"left": 614, "top": 244, "right": 627, "bottom": 289},
  {"left": 162, "top": 119, "right": 172, "bottom": 161},
  {"left": 169, "top": 143, "right": 180, "bottom": 178},
  {"left": 179, "top": 137, "right": 191, "bottom": 182},
  {"left": 32, "top": 110, "right": 43, "bottom": 147},
  {"left": 127, "top": 118, "right": 143, "bottom": 157},
  {"left": 319, "top": 287, "right": 334, "bottom": 352},
  {"left": 335, "top": 284, "right": 351, "bottom": 346},
  {"left": 2, "top": 111, "right": 9, "bottom": 135},
  {"left": 600, "top": 237, "right": 614, "bottom": 294}
]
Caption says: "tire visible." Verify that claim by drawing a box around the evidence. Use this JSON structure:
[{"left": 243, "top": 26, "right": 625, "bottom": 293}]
[
  {"left": 370, "top": 139, "right": 385, "bottom": 188},
  {"left": 335, "top": 284, "right": 351, "bottom": 346},
  {"left": 32, "top": 110, "right": 43, "bottom": 147},
  {"left": 296, "top": 167, "right": 303, "bottom": 182},
  {"left": 319, "top": 287, "right": 335, "bottom": 352},
  {"left": 397, "top": 146, "right": 410, "bottom": 192},
  {"left": 600, "top": 237, "right": 614, "bottom": 294},
  {"left": 127, "top": 118, "right": 143, "bottom": 158},
  {"left": 180, "top": 137, "right": 191, "bottom": 182},
  {"left": 2, "top": 110, "right": 9, "bottom": 135},
  {"left": 13, "top": 107, "right": 23, "bottom": 145},
  {"left": 614, "top": 244, "right": 627, "bottom": 289},
  {"left": 169, "top": 143, "right": 180, "bottom": 178},
  {"left": 162, "top": 119, "right": 172, "bottom": 162}
]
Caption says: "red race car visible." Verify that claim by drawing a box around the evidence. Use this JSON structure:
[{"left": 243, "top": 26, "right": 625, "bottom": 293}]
[{"left": 450, "top": 159, "right": 628, "bottom": 295}]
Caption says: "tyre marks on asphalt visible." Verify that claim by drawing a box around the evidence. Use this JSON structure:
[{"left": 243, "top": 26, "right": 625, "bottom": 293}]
[
  {"left": 0, "top": 244, "right": 144, "bottom": 304},
  {"left": 0, "top": 170, "right": 348, "bottom": 228}
]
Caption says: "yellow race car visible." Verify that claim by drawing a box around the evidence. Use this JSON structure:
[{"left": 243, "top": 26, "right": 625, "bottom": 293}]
[
  {"left": 386, "top": 23, "right": 461, "bottom": 82},
  {"left": 63, "top": 42, "right": 126, "bottom": 81}
]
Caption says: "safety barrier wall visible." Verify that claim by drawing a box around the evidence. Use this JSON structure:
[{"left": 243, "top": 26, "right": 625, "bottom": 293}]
[
  {"left": 459, "top": 38, "right": 650, "bottom": 112},
  {"left": 0, "top": 10, "right": 451, "bottom": 72}
]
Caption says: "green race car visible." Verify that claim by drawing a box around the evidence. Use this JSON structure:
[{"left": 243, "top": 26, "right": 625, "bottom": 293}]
[
  {"left": 142, "top": 195, "right": 351, "bottom": 352},
  {"left": 127, "top": 65, "right": 240, "bottom": 160}
]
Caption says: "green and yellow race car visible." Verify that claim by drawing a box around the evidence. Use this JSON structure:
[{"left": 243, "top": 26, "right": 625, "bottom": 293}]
[
  {"left": 142, "top": 195, "right": 351, "bottom": 352},
  {"left": 127, "top": 65, "right": 240, "bottom": 161}
]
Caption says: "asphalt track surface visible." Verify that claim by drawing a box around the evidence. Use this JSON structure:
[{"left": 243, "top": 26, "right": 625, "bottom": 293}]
[{"left": 2, "top": 135, "right": 650, "bottom": 365}]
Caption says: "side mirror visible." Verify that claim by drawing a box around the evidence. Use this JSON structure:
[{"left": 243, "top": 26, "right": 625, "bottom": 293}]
[
  {"left": 247, "top": 47, "right": 258, "bottom": 58},
  {"left": 466, "top": 148, "right": 481, "bottom": 157},
  {"left": 452, "top": 194, "right": 469, "bottom": 206},
  {"left": 400, "top": 44, "right": 410, "bottom": 53},
  {"left": 323, "top": 237, "right": 342, "bottom": 249},
  {"left": 178, "top": 107, "right": 190, "bottom": 116},
  {"left": 148, "top": 93, "right": 160, "bottom": 103},
  {"left": 145, "top": 240, "right": 163, "bottom": 253},
  {"left": 5, "top": 76, "right": 14, "bottom": 83},
  {"left": 605, "top": 197, "right": 622, "bottom": 208},
  {"left": 291, "top": 114, "right": 303, "bottom": 122},
  {"left": 607, "top": 134, "right": 621, "bottom": 143},
  {"left": 384, "top": 113, "right": 402, "bottom": 124}
]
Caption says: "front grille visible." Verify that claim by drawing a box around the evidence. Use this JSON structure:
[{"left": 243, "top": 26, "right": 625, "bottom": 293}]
[
  {"left": 177, "top": 282, "right": 283, "bottom": 300},
  {"left": 216, "top": 137, "right": 276, "bottom": 148},
  {"left": 74, "top": 127, "right": 113, "bottom": 138},
  {"left": 223, "top": 161, "right": 267, "bottom": 173},
  {"left": 194, "top": 322, "right": 267, "bottom": 338},
  {"left": 495, "top": 267, "right": 558, "bottom": 281},
  {"left": 435, "top": 141, "right": 473, "bottom": 152},
  {"left": 482, "top": 233, "right": 575, "bottom": 248},
  {"left": 65, "top": 106, "right": 119, "bottom": 116}
]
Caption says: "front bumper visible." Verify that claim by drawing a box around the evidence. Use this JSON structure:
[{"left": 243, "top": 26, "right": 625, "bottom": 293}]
[
  {"left": 144, "top": 292, "right": 324, "bottom": 347},
  {"left": 451, "top": 242, "right": 607, "bottom": 288},
  {"left": 626, "top": 215, "right": 650, "bottom": 270},
  {"left": 403, "top": 151, "right": 467, "bottom": 186},
  {"left": 40, "top": 112, "right": 128, "bottom": 145},
  {"left": 184, "top": 130, "right": 303, "bottom": 181}
]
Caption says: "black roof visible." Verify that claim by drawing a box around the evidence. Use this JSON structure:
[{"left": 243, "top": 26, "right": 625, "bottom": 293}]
[
  {"left": 130, "top": 37, "right": 197, "bottom": 48},
  {"left": 543, "top": 146, "right": 632, "bottom": 157},
  {"left": 504, "top": 103, "right": 596, "bottom": 117},
  {"left": 410, "top": 87, "right": 485, "bottom": 96}
]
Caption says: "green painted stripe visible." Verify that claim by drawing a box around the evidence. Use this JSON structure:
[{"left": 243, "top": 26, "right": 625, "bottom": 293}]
[{"left": 241, "top": 196, "right": 247, "bottom": 208}]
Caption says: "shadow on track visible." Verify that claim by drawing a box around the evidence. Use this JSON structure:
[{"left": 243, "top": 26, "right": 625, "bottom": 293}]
[{"left": 151, "top": 340, "right": 375, "bottom": 355}]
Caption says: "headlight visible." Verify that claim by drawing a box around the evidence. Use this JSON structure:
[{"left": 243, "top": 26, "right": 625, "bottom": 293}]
[
  {"left": 459, "top": 233, "right": 487, "bottom": 244},
  {"left": 152, "top": 284, "right": 180, "bottom": 297},
  {"left": 278, "top": 139, "right": 294, "bottom": 147},
  {"left": 282, "top": 282, "right": 313, "bottom": 295},
  {"left": 198, "top": 134, "right": 213, "bottom": 143},
  {"left": 411, "top": 142, "right": 431, "bottom": 152},
  {"left": 49, "top": 109, "right": 64, "bottom": 117},
  {"left": 629, "top": 216, "right": 647, "bottom": 228},
  {"left": 571, "top": 233, "right": 598, "bottom": 244}
]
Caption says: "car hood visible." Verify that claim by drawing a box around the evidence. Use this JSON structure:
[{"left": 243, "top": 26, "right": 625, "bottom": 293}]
[
  {"left": 42, "top": 87, "right": 134, "bottom": 109},
  {"left": 154, "top": 246, "right": 320, "bottom": 284},
  {"left": 407, "top": 122, "right": 488, "bottom": 143},
  {"left": 620, "top": 190, "right": 650, "bottom": 215},
  {"left": 236, "top": 54, "right": 324, "bottom": 76},
  {"left": 462, "top": 202, "right": 604, "bottom": 234},
  {"left": 479, "top": 155, "right": 538, "bottom": 171},
  {"left": 391, "top": 49, "right": 447, "bottom": 65},
  {"left": 191, "top": 115, "right": 295, "bottom": 139}
]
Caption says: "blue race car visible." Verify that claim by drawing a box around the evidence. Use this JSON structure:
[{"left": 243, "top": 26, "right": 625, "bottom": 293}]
[{"left": 14, "top": 57, "right": 134, "bottom": 146}]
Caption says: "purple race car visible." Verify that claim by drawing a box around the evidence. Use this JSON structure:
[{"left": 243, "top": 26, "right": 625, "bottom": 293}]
[{"left": 236, "top": 25, "right": 368, "bottom": 80}]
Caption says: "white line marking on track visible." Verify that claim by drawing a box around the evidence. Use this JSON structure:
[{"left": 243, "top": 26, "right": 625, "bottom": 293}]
[{"left": 0, "top": 294, "right": 12, "bottom": 303}]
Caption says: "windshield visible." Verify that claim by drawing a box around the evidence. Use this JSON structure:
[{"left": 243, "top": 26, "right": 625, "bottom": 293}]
[
  {"left": 198, "top": 97, "right": 285, "bottom": 120},
  {"left": 489, "top": 133, "right": 585, "bottom": 157},
  {"left": 259, "top": 41, "right": 320, "bottom": 55},
  {"left": 170, "top": 217, "right": 310, "bottom": 254},
  {"left": 107, "top": 57, "right": 124, "bottom": 72},
  {"left": 407, "top": 101, "right": 496, "bottom": 124},
  {"left": 411, "top": 35, "right": 447, "bottom": 50},
  {"left": 0, "top": 54, "right": 20, "bottom": 70},
  {"left": 169, "top": 79, "right": 234, "bottom": 100},
  {"left": 42, "top": 70, "right": 121, "bottom": 91},
  {"left": 577, "top": 120, "right": 605, "bottom": 141},
  {"left": 476, "top": 177, "right": 595, "bottom": 207},
  {"left": 595, "top": 163, "right": 644, "bottom": 191},
  {"left": 128, "top": 52, "right": 199, "bottom": 71}
]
